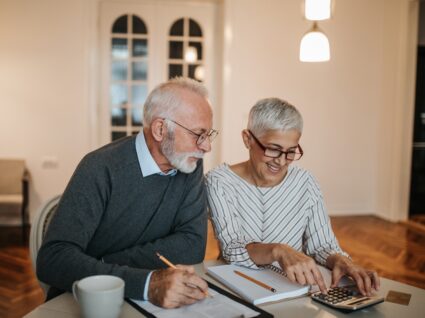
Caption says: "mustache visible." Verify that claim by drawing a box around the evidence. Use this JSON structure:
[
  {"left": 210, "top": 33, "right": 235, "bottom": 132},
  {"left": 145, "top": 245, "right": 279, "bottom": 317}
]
[{"left": 185, "top": 152, "right": 204, "bottom": 159}]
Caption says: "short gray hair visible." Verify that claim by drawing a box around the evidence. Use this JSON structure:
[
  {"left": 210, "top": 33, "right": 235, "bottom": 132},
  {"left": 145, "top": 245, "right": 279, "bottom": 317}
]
[
  {"left": 143, "top": 77, "right": 208, "bottom": 127},
  {"left": 247, "top": 98, "right": 303, "bottom": 136}
]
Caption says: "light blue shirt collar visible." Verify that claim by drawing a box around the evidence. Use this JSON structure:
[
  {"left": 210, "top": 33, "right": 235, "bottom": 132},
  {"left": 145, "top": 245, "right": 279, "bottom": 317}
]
[{"left": 135, "top": 131, "right": 177, "bottom": 177}]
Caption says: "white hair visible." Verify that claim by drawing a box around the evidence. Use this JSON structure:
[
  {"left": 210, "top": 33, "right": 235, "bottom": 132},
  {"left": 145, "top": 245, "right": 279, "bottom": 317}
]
[
  {"left": 247, "top": 98, "right": 303, "bottom": 136},
  {"left": 143, "top": 77, "right": 208, "bottom": 127}
]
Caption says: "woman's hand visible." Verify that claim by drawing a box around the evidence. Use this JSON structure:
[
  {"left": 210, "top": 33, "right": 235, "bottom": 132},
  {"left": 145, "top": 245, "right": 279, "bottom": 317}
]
[
  {"left": 327, "top": 254, "right": 380, "bottom": 296},
  {"left": 272, "top": 244, "right": 328, "bottom": 293}
]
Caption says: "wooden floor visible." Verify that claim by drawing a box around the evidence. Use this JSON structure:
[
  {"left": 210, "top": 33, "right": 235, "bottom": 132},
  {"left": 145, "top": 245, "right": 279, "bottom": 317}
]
[
  {"left": 1, "top": 215, "right": 424, "bottom": 317},
  {"left": 331, "top": 216, "right": 425, "bottom": 290},
  {"left": 0, "top": 228, "right": 44, "bottom": 318}
]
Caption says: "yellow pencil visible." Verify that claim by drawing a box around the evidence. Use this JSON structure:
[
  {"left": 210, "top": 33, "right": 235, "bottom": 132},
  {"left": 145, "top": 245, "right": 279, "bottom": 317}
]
[
  {"left": 234, "top": 270, "right": 276, "bottom": 293},
  {"left": 156, "top": 252, "right": 177, "bottom": 269},
  {"left": 155, "top": 252, "right": 210, "bottom": 297}
]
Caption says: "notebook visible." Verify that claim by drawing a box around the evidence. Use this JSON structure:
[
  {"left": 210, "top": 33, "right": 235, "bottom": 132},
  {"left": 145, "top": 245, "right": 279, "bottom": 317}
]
[{"left": 206, "top": 263, "right": 310, "bottom": 305}]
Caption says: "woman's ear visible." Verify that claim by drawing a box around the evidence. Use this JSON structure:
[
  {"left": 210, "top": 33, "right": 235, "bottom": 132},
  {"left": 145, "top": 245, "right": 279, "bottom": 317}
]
[
  {"left": 242, "top": 129, "right": 251, "bottom": 149},
  {"left": 151, "top": 118, "right": 165, "bottom": 142}
]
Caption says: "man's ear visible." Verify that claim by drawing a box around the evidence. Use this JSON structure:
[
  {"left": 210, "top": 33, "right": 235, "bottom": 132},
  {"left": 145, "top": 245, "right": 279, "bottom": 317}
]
[
  {"left": 151, "top": 118, "right": 165, "bottom": 142},
  {"left": 242, "top": 129, "right": 251, "bottom": 149}
]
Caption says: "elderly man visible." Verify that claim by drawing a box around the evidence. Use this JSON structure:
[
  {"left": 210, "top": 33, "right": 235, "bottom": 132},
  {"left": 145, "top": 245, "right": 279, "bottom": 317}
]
[{"left": 37, "top": 77, "right": 218, "bottom": 308}]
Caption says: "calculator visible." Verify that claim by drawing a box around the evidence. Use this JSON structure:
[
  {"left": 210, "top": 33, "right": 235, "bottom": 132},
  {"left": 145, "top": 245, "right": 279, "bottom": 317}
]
[{"left": 311, "top": 286, "right": 384, "bottom": 312}]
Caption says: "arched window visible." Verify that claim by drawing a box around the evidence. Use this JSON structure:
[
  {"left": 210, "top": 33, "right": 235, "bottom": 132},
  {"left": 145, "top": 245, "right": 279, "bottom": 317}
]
[
  {"left": 110, "top": 14, "right": 148, "bottom": 141},
  {"left": 168, "top": 18, "right": 204, "bottom": 82}
]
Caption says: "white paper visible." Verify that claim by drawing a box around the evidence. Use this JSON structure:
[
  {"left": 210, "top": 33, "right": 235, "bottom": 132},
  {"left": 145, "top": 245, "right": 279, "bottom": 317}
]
[
  {"left": 207, "top": 263, "right": 310, "bottom": 305},
  {"left": 130, "top": 288, "right": 259, "bottom": 318}
]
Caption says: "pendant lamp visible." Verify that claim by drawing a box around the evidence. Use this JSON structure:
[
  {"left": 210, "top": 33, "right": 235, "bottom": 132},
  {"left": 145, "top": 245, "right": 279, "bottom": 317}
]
[
  {"left": 305, "top": 0, "right": 331, "bottom": 21},
  {"left": 299, "top": 22, "right": 330, "bottom": 62}
]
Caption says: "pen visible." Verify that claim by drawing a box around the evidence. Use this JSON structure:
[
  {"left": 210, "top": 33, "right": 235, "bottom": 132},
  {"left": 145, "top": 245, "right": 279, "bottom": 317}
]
[
  {"left": 234, "top": 270, "right": 276, "bottom": 293},
  {"left": 156, "top": 252, "right": 210, "bottom": 297}
]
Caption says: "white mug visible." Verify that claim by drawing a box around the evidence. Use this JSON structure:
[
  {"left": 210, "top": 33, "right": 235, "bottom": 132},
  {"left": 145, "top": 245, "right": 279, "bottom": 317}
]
[{"left": 72, "top": 275, "right": 125, "bottom": 318}]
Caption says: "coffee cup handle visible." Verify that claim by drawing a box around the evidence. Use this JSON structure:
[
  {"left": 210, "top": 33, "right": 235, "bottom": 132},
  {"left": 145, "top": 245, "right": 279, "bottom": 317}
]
[{"left": 72, "top": 280, "right": 79, "bottom": 302}]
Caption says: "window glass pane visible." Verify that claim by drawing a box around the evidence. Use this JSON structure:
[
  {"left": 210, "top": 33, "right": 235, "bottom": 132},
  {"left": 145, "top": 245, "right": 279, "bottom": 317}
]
[
  {"left": 132, "top": 15, "right": 147, "bottom": 34},
  {"left": 169, "top": 41, "right": 183, "bottom": 59},
  {"left": 109, "top": 14, "right": 149, "bottom": 143},
  {"left": 170, "top": 19, "right": 184, "bottom": 36},
  {"left": 189, "top": 64, "right": 203, "bottom": 81},
  {"left": 111, "top": 107, "right": 127, "bottom": 126},
  {"left": 131, "top": 85, "right": 147, "bottom": 105},
  {"left": 112, "top": 131, "right": 127, "bottom": 141},
  {"left": 132, "top": 108, "right": 143, "bottom": 126},
  {"left": 111, "top": 38, "right": 128, "bottom": 59},
  {"left": 193, "top": 65, "right": 205, "bottom": 81},
  {"left": 168, "top": 64, "right": 183, "bottom": 79},
  {"left": 132, "top": 61, "right": 147, "bottom": 81},
  {"left": 112, "top": 15, "right": 127, "bottom": 34},
  {"left": 132, "top": 39, "right": 148, "bottom": 57},
  {"left": 189, "top": 41, "right": 202, "bottom": 60},
  {"left": 189, "top": 19, "right": 202, "bottom": 37},
  {"left": 110, "top": 84, "right": 128, "bottom": 106},
  {"left": 111, "top": 61, "right": 127, "bottom": 81}
]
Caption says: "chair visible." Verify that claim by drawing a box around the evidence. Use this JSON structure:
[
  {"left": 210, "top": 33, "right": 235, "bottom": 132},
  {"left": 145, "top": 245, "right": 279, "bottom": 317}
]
[
  {"left": 29, "top": 194, "right": 61, "bottom": 296},
  {"left": 0, "top": 159, "right": 29, "bottom": 242}
]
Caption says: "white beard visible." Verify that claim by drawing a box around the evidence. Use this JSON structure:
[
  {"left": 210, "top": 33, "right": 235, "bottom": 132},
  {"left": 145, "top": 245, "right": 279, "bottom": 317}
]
[{"left": 161, "top": 132, "right": 204, "bottom": 173}]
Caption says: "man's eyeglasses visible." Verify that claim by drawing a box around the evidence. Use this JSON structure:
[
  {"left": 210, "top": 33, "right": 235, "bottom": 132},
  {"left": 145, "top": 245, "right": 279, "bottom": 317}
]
[
  {"left": 164, "top": 118, "right": 219, "bottom": 145},
  {"left": 248, "top": 130, "right": 303, "bottom": 161}
]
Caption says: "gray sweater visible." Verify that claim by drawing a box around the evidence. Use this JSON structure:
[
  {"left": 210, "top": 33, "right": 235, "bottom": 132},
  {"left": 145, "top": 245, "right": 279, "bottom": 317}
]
[{"left": 37, "top": 136, "right": 207, "bottom": 300}]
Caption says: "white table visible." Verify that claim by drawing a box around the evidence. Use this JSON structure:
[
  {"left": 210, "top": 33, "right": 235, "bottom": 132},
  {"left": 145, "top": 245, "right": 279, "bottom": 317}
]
[{"left": 24, "top": 261, "right": 425, "bottom": 318}]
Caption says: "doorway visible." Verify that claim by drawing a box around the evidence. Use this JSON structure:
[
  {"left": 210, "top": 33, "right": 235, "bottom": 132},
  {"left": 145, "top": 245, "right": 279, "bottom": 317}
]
[
  {"left": 99, "top": 0, "right": 219, "bottom": 170},
  {"left": 409, "top": 2, "right": 425, "bottom": 225}
]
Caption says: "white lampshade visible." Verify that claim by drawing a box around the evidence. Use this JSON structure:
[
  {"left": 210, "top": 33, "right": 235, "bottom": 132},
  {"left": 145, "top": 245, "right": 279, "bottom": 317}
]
[
  {"left": 305, "top": 0, "right": 331, "bottom": 21},
  {"left": 184, "top": 46, "right": 198, "bottom": 63},
  {"left": 299, "top": 23, "right": 330, "bottom": 62}
]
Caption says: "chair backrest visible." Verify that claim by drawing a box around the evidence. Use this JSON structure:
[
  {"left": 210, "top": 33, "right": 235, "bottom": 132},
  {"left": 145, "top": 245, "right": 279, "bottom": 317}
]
[
  {"left": 0, "top": 159, "right": 26, "bottom": 194},
  {"left": 29, "top": 195, "right": 61, "bottom": 296}
]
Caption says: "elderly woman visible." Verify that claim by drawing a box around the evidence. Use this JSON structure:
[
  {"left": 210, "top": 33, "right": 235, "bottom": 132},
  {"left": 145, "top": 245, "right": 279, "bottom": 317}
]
[{"left": 206, "top": 98, "right": 379, "bottom": 296}]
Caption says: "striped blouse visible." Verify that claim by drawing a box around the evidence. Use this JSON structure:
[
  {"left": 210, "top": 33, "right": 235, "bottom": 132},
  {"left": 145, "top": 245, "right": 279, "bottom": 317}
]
[{"left": 206, "top": 163, "right": 348, "bottom": 269}]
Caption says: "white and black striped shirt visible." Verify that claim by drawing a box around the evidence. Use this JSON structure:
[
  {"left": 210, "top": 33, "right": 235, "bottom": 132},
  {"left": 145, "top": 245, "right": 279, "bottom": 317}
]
[{"left": 206, "top": 163, "right": 348, "bottom": 268}]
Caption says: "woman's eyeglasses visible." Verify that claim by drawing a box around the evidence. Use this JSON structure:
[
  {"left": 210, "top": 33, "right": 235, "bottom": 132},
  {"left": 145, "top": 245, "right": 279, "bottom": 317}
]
[{"left": 248, "top": 130, "right": 303, "bottom": 161}]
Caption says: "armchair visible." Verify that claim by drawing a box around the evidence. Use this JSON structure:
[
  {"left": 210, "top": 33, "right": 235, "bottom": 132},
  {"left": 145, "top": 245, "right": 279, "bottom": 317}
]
[{"left": 0, "top": 159, "right": 29, "bottom": 242}]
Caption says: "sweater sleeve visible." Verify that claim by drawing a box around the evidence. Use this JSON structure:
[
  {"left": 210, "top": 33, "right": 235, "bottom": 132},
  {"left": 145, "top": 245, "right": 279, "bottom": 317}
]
[
  {"left": 303, "top": 175, "right": 350, "bottom": 265},
  {"left": 36, "top": 154, "right": 150, "bottom": 300},
  {"left": 101, "top": 161, "right": 207, "bottom": 268},
  {"left": 206, "top": 170, "right": 258, "bottom": 269}
]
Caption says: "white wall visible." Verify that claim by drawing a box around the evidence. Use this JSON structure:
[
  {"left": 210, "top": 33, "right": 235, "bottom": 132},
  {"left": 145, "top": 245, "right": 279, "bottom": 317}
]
[
  {"left": 0, "top": 0, "right": 418, "bottom": 222},
  {"left": 419, "top": 1, "right": 425, "bottom": 46},
  {"left": 220, "top": 0, "right": 417, "bottom": 219},
  {"left": 0, "top": 0, "right": 94, "bottom": 221}
]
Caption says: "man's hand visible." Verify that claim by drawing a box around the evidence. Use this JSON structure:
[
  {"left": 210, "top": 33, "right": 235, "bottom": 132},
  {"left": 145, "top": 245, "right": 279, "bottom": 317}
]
[
  {"left": 327, "top": 254, "right": 380, "bottom": 296},
  {"left": 272, "top": 244, "right": 327, "bottom": 293},
  {"left": 148, "top": 265, "right": 208, "bottom": 308}
]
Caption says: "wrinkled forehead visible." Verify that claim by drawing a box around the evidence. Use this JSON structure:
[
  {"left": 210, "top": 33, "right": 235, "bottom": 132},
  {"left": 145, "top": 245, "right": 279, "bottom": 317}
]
[
  {"left": 254, "top": 128, "right": 301, "bottom": 144},
  {"left": 254, "top": 127, "right": 300, "bottom": 138}
]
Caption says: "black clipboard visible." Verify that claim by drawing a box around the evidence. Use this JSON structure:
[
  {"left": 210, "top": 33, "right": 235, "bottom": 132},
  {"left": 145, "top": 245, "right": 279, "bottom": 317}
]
[{"left": 126, "top": 280, "right": 274, "bottom": 318}]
